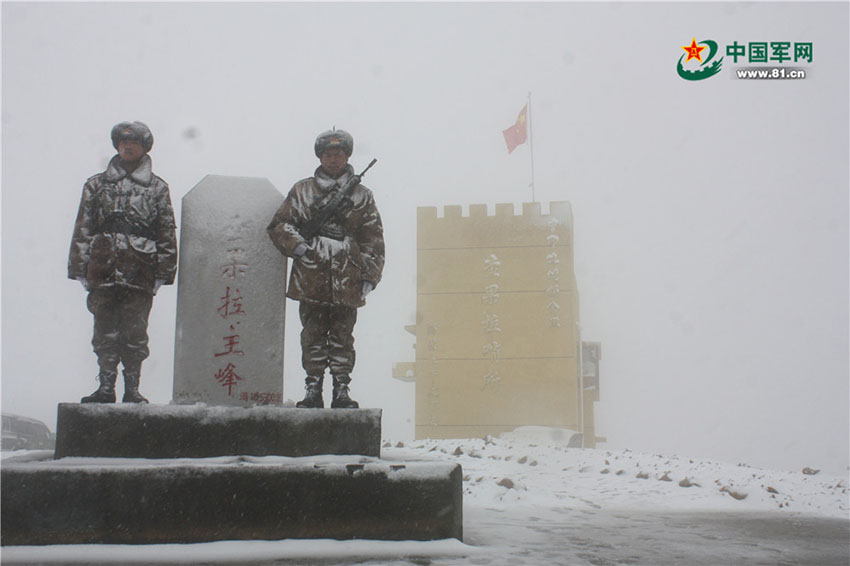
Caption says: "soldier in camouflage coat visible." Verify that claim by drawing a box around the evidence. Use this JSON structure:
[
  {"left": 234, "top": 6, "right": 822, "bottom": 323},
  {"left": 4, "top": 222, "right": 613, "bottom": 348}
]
[
  {"left": 267, "top": 129, "right": 384, "bottom": 409},
  {"left": 68, "top": 121, "right": 177, "bottom": 403}
]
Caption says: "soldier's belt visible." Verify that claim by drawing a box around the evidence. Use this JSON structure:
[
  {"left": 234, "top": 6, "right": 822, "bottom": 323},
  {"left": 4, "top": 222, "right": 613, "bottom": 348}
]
[{"left": 97, "top": 220, "right": 154, "bottom": 239}]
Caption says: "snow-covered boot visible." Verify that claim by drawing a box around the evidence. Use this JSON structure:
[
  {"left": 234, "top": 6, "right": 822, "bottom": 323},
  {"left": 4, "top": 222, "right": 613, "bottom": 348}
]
[
  {"left": 122, "top": 370, "right": 149, "bottom": 404},
  {"left": 331, "top": 375, "right": 359, "bottom": 409},
  {"left": 296, "top": 375, "right": 324, "bottom": 408},
  {"left": 81, "top": 370, "right": 117, "bottom": 403}
]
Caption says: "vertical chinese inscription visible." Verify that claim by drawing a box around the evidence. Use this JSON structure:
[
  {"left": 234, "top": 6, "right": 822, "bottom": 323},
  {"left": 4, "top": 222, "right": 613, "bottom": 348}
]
[
  {"left": 545, "top": 219, "right": 561, "bottom": 328},
  {"left": 481, "top": 253, "right": 502, "bottom": 390},
  {"left": 213, "top": 243, "right": 248, "bottom": 396},
  {"left": 426, "top": 323, "right": 440, "bottom": 427}
]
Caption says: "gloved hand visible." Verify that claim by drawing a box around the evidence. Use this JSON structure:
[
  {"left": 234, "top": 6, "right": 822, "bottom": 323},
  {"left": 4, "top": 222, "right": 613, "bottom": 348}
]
[
  {"left": 76, "top": 276, "right": 87, "bottom": 290},
  {"left": 318, "top": 223, "right": 345, "bottom": 240},
  {"left": 360, "top": 281, "right": 374, "bottom": 301},
  {"left": 293, "top": 243, "right": 310, "bottom": 257},
  {"left": 153, "top": 279, "right": 165, "bottom": 295}
]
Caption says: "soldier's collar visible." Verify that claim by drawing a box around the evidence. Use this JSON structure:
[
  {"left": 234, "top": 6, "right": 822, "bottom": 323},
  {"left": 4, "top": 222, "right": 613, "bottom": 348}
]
[
  {"left": 315, "top": 164, "right": 354, "bottom": 191},
  {"left": 105, "top": 154, "right": 154, "bottom": 186}
]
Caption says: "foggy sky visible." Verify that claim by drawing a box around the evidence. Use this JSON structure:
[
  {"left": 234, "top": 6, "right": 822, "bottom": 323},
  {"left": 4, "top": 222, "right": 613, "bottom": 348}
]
[{"left": 2, "top": 2, "right": 848, "bottom": 474}]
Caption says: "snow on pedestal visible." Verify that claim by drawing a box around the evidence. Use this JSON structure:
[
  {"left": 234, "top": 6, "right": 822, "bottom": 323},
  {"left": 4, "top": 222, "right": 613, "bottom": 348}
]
[
  {"left": 1, "top": 454, "right": 462, "bottom": 544},
  {"left": 173, "top": 175, "right": 287, "bottom": 406},
  {"left": 53, "top": 403, "right": 382, "bottom": 459}
]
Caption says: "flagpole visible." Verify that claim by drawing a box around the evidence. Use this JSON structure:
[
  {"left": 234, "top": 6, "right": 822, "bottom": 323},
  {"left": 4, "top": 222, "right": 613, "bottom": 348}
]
[{"left": 528, "top": 91, "right": 536, "bottom": 203}]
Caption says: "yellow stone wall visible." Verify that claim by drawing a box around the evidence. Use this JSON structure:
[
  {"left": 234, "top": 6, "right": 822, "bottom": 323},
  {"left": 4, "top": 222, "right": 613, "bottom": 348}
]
[{"left": 409, "top": 201, "right": 594, "bottom": 443}]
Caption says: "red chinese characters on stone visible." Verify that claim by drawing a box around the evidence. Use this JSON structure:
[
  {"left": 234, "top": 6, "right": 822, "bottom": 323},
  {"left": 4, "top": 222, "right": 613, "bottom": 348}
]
[
  {"left": 213, "top": 244, "right": 250, "bottom": 397},
  {"left": 215, "top": 330, "right": 245, "bottom": 357},
  {"left": 218, "top": 286, "right": 246, "bottom": 319},
  {"left": 221, "top": 248, "right": 248, "bottom": 280},
  {"left": 214, "top": 362, "right": 243, "bottom": 396}
]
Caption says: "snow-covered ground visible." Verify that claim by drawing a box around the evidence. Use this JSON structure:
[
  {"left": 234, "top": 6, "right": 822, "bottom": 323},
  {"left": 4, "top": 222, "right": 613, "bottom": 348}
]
[
  {"left": 2, "top": 426, "right": 848, "bottom": 565},
  {"left": 384, "top": 427, "right": 849, "bottom": 520}
]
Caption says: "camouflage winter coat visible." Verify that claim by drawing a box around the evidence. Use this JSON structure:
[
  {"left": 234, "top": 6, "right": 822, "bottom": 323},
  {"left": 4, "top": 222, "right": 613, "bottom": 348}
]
[
  {"left": 68, "top": 154, "right": 177, "bottom": 293},
  {"left": 267, "top": 166, "right": 385, "bottom": 308}
]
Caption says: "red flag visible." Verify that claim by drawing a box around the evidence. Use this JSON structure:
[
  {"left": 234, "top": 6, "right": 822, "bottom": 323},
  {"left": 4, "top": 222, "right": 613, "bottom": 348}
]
[{"left": 502, "top": 104, "right": 528, "bottom": 154}]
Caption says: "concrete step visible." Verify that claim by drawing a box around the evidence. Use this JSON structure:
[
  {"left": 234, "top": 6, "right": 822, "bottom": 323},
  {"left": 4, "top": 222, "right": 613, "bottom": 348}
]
[
  {"left": 54, "top": 403, "right": 381, "bottom": 459},
  {"left": 1, "top": 455, "right": 463, "bottom": 545}
]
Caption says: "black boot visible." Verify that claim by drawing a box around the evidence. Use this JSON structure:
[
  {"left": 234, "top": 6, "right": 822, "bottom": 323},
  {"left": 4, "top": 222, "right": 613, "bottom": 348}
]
[
  {"left": 81, "top": 370, "right": 117, "bottom": 403},
  {"left": 296, "top": 375, "right": 324, "bottom": 408},
  {"left": 331, "top": 375, "right": 359, "bottom": 409},
  {"left": 122, "top": 370, "right": 149, "bottom": 404}
]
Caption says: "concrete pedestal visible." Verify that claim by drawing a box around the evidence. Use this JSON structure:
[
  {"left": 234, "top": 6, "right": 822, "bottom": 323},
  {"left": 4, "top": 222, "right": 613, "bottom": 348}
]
[
  {"left": 54, "top": 403, "right": 382, "bottom": 459},
  {"left": 1, "top": 403, "right": 463, "bottom": 545},
  {"left": 1, "top": 456, "right": 462, "bottom": 545}
]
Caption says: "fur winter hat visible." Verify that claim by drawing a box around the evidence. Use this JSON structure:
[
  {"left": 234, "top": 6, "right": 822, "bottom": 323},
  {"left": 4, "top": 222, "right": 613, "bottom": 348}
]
[
  {"left": 314, "top": 129, "right": 353, "bottom": 158},
  {"left": 111, "top": 121, "right": 154, "bottom": 152}
]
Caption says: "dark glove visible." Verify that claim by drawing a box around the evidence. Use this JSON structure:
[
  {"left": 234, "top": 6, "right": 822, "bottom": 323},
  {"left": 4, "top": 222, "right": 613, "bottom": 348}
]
[{"left": 318, "top": 223, "right": 345, "bottom": 240}]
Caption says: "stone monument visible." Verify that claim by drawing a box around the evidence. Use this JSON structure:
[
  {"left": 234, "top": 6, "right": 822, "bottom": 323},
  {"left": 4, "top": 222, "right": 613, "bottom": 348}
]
[{"left": 173, "top": 175, "right": 287, "bottom": 405}]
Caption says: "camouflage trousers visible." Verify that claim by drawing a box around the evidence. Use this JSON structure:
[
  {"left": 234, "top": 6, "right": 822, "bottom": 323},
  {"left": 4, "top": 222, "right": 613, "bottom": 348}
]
[
  {"left": 299, "top": 301, "right": 358, "bottom": 377},
  {"left": 87, "top": 287, "right": 153, "bottom": 373}
]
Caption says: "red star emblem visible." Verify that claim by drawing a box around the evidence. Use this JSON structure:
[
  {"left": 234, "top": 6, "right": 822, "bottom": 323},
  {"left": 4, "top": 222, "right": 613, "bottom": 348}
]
[{"left": 681, "top": 37, "right": 707, "bottom": 63}]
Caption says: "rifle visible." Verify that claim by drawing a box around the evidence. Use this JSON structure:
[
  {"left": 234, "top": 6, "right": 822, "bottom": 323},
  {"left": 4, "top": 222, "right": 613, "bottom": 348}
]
[{"left": 300, "top": 158, "right": 377, "bottom": 241}]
